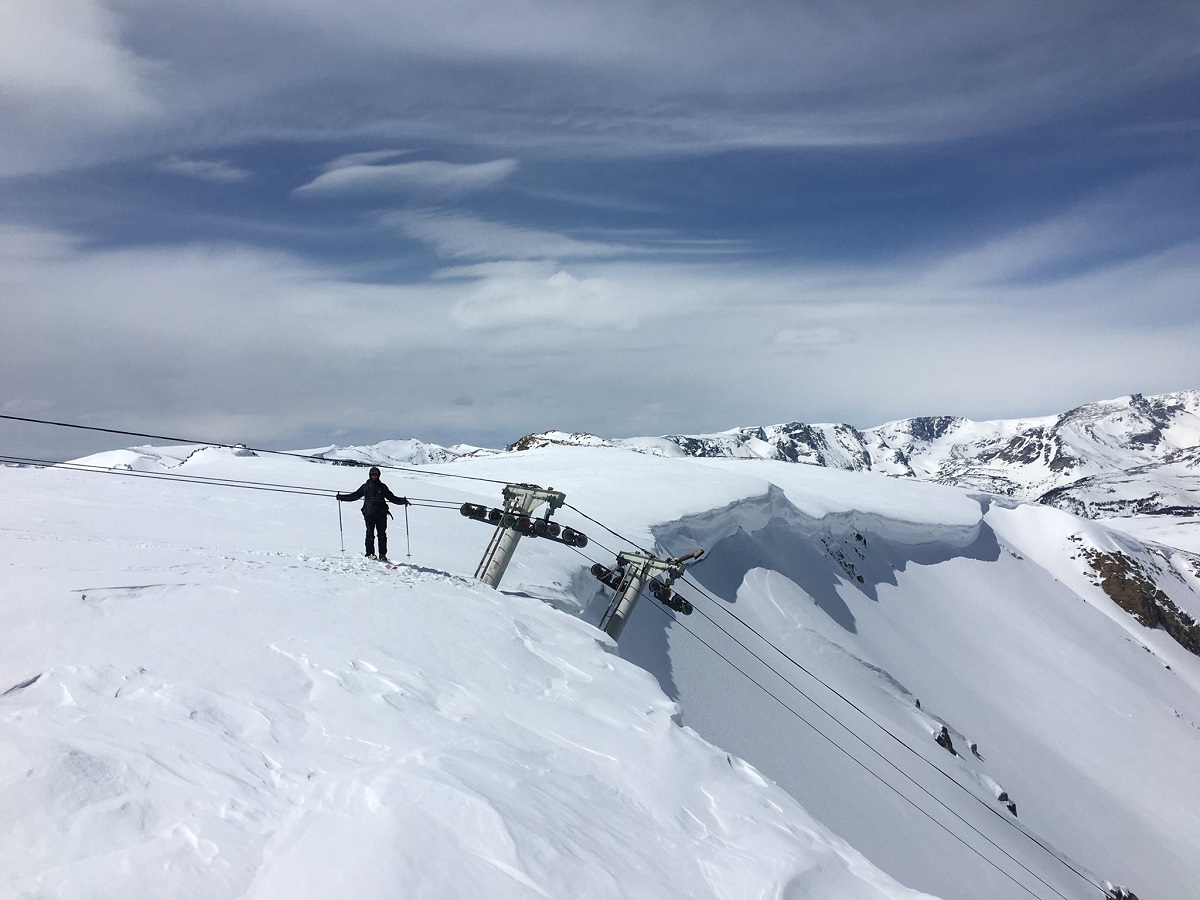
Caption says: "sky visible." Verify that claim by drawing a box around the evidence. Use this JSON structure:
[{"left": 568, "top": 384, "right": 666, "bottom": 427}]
[{"left": 2, "top": 1, "right": 1199, "bottom": 459}]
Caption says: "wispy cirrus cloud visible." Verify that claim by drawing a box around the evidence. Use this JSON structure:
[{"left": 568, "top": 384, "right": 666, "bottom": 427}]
[
  {"left": 385, "top": 209, "right": 626, "bottom": 261},
  {"left": 155, "top": 157, "right": 251, "bottom": 183},
  {"left": 293, "top": 157, "right": 518, "bottom": 197},
  {"left": 3, "top": 3, "right": 1196, "bottom": 177},
  {"left": 323, "top": 149, "right": 414, "bottom": 170}
]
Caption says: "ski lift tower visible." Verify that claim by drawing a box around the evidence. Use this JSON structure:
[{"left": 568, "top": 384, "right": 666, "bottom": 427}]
[
  {"left": 474, "top": 483, "right": 567, "bottom": 588},
  {"left": 598, "top": 549, "right": 703, "bottom": 640}
]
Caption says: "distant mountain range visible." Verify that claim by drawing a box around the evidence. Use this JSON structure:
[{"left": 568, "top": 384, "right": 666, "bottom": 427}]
[
  {"left": 277, "top": 391, "right": 1199, "bottom": 524},
  {"left": 506, "top": 390, "right": 1200, "bottom": 520}
]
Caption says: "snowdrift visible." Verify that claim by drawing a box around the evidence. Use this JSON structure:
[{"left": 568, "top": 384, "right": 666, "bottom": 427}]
[
  {"left": 1, "top": 450, "right": 933, "bottom": 900},
  {"left": 3, "top": 442, "right": 1198, "bottom": 900}
]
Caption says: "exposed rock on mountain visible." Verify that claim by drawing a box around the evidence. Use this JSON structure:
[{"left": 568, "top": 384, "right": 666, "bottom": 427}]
[{"left": 1082, "top": 548, "right": 1200, "bottom": 654}]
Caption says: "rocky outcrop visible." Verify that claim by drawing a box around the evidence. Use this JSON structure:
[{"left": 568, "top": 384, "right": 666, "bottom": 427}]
[{"left": 1082, "top": 549, "right": 1200, "bottom": 655}]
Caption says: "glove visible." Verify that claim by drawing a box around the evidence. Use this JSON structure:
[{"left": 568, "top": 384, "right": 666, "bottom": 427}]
[
  {"left": 336, "top": 493, "right": 347, "bottom": 501},
  {"left": 398, "top": 497, "right": 411, "bottom": 506}
]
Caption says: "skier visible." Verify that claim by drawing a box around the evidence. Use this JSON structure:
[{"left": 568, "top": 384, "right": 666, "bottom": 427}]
[{"left": 336, "top": 466, "right": 409, "bottom": 561}]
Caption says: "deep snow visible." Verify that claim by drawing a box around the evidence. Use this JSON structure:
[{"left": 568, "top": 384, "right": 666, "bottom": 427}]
[{"left": 2, "top": 442, "right": 1198, "bottom": 899}]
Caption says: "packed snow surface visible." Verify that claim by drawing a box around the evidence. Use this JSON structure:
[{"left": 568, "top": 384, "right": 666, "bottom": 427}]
[{"left": 3, "top": 442, "right": 1199, "bottom": 900}]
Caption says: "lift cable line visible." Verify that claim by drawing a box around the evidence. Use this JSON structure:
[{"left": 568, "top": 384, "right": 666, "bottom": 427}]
[
  {"left": 0, "top": 414, "right": 512, "bottom": 486},
  {"left": 570, "top": 527, "right": 1106, "bottom": 898},
  {"left": 669, "top": 568, "right": 1107, "bottom": 897},
  {"left": 0, "top": 454, "right": 462, "bottom": 509},
  {"left": 644, "top": 605, "right": 1066, "bottom": 900},
  {"left": 682, "top": 599, "right": 1093, "bottom": 900},
  {"left": 563, "top": 501, "right": 653, "bottom": 557},
  {"left": 559, "top": 545, "right": 1072, "bottom": 900}
]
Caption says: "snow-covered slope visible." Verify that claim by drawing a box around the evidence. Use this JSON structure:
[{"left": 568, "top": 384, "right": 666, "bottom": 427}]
[
  {"left": 460, "top": 447, "right": 1200, "bottom": 900},
  {"left": 4, "top": 439, "right": 1199, "bottom": 899},
  {"left": 0, "top": 451, "right": 933, "bottom": 900}
]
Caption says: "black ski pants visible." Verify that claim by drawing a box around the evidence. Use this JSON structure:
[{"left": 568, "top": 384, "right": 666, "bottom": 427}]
[{"left": 363, "top": 508, "right": 389, "bottom": 557}]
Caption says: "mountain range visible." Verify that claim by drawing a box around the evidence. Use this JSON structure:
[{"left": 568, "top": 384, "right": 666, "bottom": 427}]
[
  {"left": 307, "top": 390, "right": 1200, "bottom": 662},
  {"left": 507, "top": 390, "right": 1200, "bottom": 521}
]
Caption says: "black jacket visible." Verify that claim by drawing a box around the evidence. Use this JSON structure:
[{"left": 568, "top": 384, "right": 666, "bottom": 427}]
[{"left": 337, "top": 479, "right": 407, "bottom": 516}]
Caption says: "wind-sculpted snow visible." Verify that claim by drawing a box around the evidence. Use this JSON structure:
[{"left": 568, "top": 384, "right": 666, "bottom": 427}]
[
  {"left": 4, "top": 440, "right": 1199, "bottom": 899},
  {"left": 596, "top": 463, "right": 1200, "bottom": 900},
  {"left": 0, "top": 460, "right": 939, "bottom": 900},
  {"left": 651, "top": 484, "right": 996, "bottom": 633}
]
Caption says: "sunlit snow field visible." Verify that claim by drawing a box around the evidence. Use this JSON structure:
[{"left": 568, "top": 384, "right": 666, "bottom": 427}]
[{"left": 2, "top": 444, "right": 1198, "bottom": 899}]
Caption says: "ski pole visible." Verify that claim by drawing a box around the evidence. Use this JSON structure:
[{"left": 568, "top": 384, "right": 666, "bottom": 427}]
[
  {"left": 337, "top": 496, "right": 344, "bottom": 553},
  {"left": 404, "top": 504, "right": 412, "bottom": 557}
]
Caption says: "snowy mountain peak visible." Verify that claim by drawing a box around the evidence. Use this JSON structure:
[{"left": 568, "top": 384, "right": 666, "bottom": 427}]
[
  {"left": 506, "top": 430, "right": 608, "bottom": 452},
  {"left": 509, "top": 390, "right": 1200, "bottom": 519}
]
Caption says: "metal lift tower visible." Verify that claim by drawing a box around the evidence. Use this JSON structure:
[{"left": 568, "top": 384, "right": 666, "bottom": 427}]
[
  {"left": 597, "top": 549, "right": 703, "bottom": 640},
  {"left": 474, "top": 483, "right": 568, "bottom": 588}
]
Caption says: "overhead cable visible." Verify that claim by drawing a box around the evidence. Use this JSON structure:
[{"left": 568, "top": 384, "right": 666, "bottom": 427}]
[
  {"left": 578, "top": 557, "right": 1063, "bottom": 900},
  {"left": 0, "top": 454, "right": 457, "bottom": 508},
  {"left": 0, "top": 414, "right": 511, "bottom": 486},
  {"left": 672, "top": 568, "right": 1105, "bottom": 896}
]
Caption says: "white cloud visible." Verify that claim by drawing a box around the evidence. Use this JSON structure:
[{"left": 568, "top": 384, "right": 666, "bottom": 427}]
[
  {"left": 386, "top": 209, "right": 625, "bottom": 261},
  {"left": 2, "top": 206, "right": 1196, "bottom": 456},
  {"left": 0, "top": 0, "right": 157, "bottom": 115},
  {"left": 293, "top": 158, "right": 518, "bottom": 197},
  {"left": 156, "top": 157, "right": 251, "bottom": 183},
  {"left": 771, "top": 326, "right": 848, "bottom": 348},
  {"left": 0, "top": 0, "right": 161, "bottom": 175},
  {"left": 324, "top": 149, "right": 414, "bottom": 170},
  {"left": 452, "top": 268, "right": 635, "bottom": 331}
]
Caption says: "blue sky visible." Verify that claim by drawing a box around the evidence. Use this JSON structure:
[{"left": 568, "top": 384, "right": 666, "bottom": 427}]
[{"left": 2, "top": 1, "right": 1198, "bottom": 458}]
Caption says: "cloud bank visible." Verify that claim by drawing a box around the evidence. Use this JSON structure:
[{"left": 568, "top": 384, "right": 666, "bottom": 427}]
[{"left": 0, "top": 2, "right": 1196, "bottom": 457}]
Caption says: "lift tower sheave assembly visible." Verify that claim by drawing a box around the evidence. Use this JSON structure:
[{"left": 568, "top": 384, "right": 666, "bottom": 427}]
[
  {"left": 473, "top": 483, "right": 568, "bottom": 588},
  {"left": 597, "top": 548, "right": 703, "bottom": 641}
]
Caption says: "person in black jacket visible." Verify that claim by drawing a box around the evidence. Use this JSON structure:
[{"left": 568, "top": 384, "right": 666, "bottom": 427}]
[{"left": 336, "top": 466, "right": 409, "bottom": 561}]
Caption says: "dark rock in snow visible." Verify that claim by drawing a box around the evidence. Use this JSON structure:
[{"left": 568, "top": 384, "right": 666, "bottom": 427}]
[
  {"left": 934, "top": 725, "right": 956, "bottom": 755},
  {"left": 1082, "top": 549, "right": 1200, "bottom": 656}
]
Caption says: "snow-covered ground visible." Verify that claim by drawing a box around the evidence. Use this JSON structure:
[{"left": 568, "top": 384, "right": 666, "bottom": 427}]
[
  {"left": 1105, "top": 513, "right": 1200, "bottom": 555},
  {"left": 2, "top": 443, "right": 1198, "bottom": 899}
]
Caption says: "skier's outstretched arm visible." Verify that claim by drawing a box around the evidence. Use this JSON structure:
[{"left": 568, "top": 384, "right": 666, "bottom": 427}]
[{"left": 337, "top": 485, "right": 366, "bottom": 502}]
